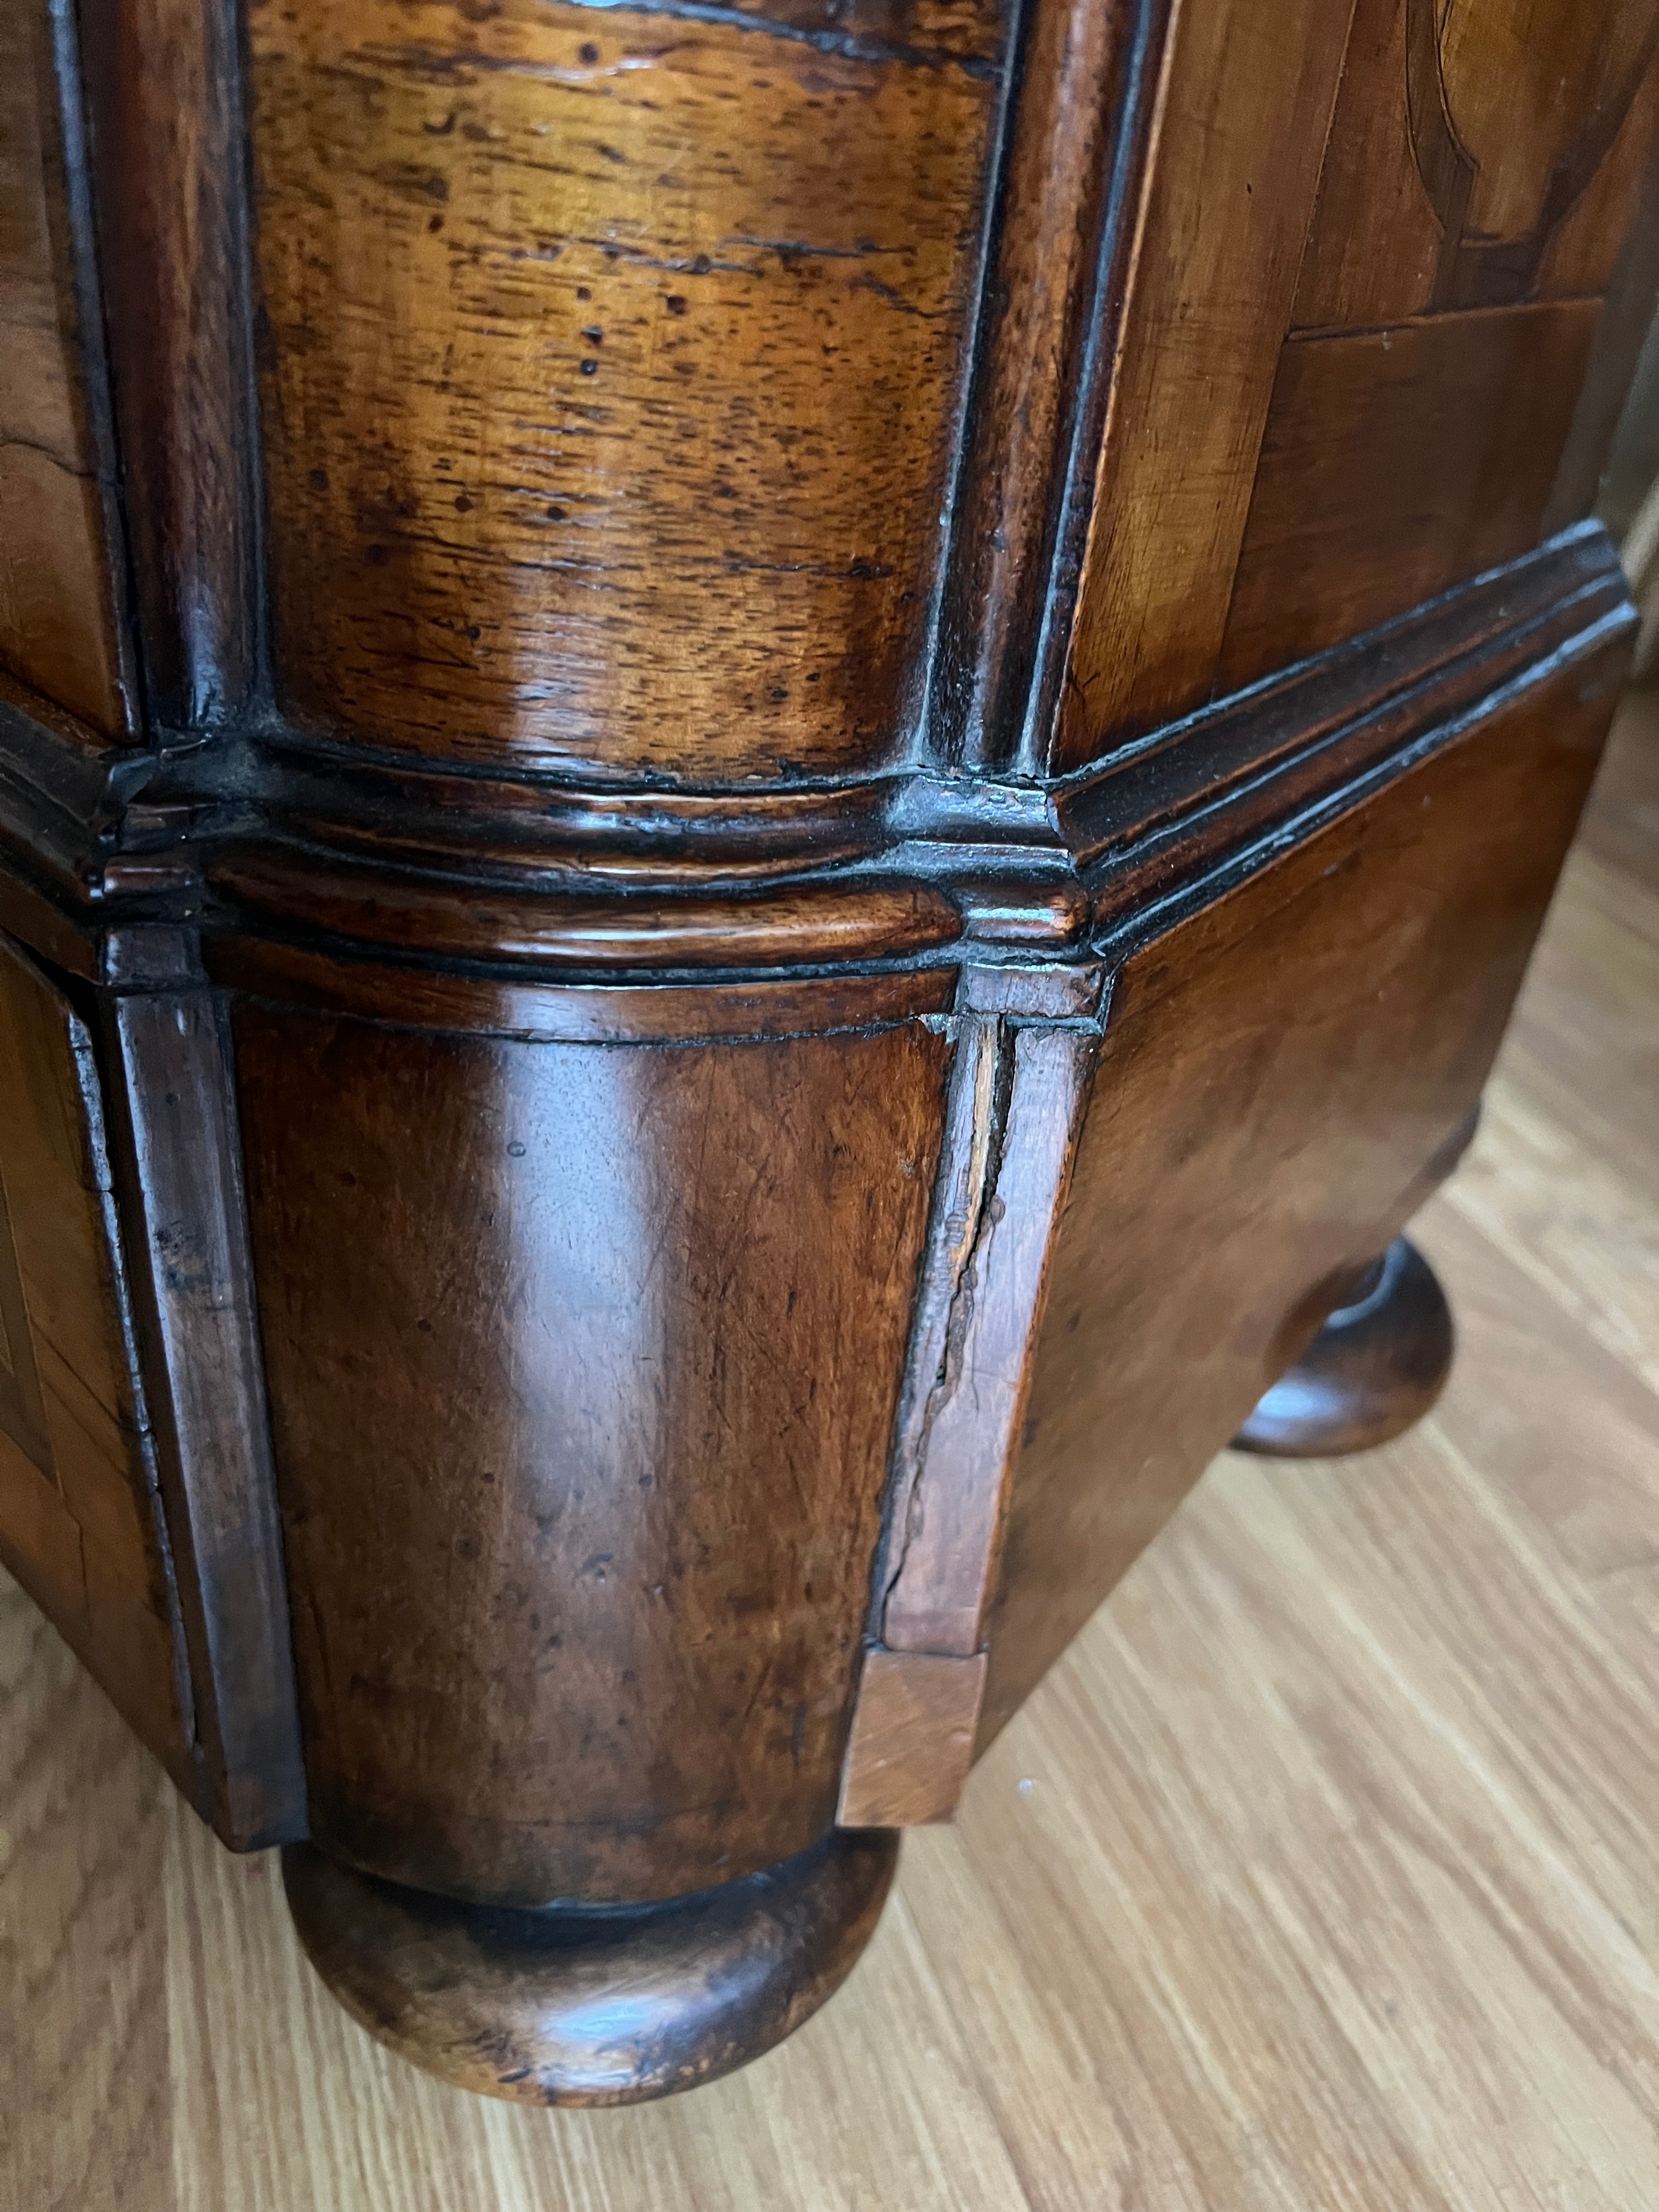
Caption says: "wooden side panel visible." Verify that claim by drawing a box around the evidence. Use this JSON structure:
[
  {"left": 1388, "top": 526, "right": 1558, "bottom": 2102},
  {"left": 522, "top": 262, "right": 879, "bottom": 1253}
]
[
  {"left": 248, "top": 0, "right": 1006, "bottom": 780},
  {"left": 1545, "top": 124, "right": 1659, "bottom": 530},
  {"left": 979, "top": 636, "right": 1621, "bottom": 1743},
  {"left": 0, "top": 936, "right": 191, "bottom": 1774},
  {"left": 1537, "top": 49, "right": 1659, "bottom": 302},
  {"left": 0, "top": 0, "right": 134, "bottom": 739},
  {"left": 234, "top": 1001, "right": 949, "bottom": 1906},
  {"left": 1052, "top": 0, "right": 1354, "bottom": 768},
  {"left": 1218, "top": 303, "right": 1601, "bottom": 693}
]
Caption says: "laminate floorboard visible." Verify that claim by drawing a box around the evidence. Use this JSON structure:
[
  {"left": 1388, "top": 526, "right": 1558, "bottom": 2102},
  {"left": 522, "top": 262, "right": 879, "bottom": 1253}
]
[{"left": 3, "top": 692, "right": 1658, "bottom": 2211}]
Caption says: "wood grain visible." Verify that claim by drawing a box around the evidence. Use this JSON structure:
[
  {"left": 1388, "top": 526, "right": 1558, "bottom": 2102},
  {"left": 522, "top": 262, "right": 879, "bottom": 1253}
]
[
  {"left": 78, "top": 0, "right": 260, "bottom": 730},
  {"left": 1434, "top": 0, "right": 1658, "bottom": 263},
  {"left": 1218, "top": 302, "right": 1600, "bottom": 691},
  {"left": 110, "top": 988, "right": 308, "bottom": 1851},
  {"left": 234, "top": 1009, "right": 949, "bottom": 1905},
  {"left": 0, "top": 0, "right": 135, "bottom": 738},
  {"left": 3, "top": 0, "right": 1658, "bottom": 2146},
  {"left": 248, "top": 0, "right": 1006, "bottom": 778},
  {"left": 837, "top": 1649, "right": 986, "bottom": 1826},
  {"left": 1053, "top": 0, "right": 1355, "bottom": 765},
  {"left": 5, "top": 683, "right": 1656, "bottom": 2209},
  {"left": 1291, "top": 0, "right": 1659, "bottom": 331},
  {"left": 923, "top": 0, "right": 1149, "bottom": 770},
  {"left": 0, "top": 935, "right": 192, "bottom": 1783},
  {"left": 1545, "top": 113, "right": 1659, "bottom": 532},
  {"left": 879, "top": 1020, "right": 1095, "bottom": 1659},
  {"left": 0, "top": 1584, "right": 173, "bottom": 2212},
  {"left": 982, "top": 630, "right": 1615, "bottom": 1745}
]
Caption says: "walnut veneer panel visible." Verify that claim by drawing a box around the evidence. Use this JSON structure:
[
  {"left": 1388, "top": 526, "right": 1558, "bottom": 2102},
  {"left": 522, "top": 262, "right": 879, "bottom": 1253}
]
[
  {"left": 1218, "top": 302, "right": 1601, "bottom": 692},
  {"left": 1057, "top": 0, "right": 1659, "bottom": 768},
  {"left": 1052, "top": 0, "right": 1354, "bottom": 767},
  {"left": 0, "top": 0, "right": 133, "bottom": 739},
  {"left": 248, "top": 0, "right": 1006, "bottom": 778},
  {"left": 235, "top": 1003, "right": 948, "bottom": 1904},
  {"left": 0, "top": 936, "right": 190, "bottom": 1775},
  {"left": 980, "top": 640, "right": 1617, "bottom": 1741}
]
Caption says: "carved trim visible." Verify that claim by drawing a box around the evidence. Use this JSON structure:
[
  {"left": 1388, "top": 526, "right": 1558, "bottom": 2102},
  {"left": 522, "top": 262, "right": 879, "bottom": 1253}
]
[
  {"left": 78, "top": 0, "right": 263, "bottom": 729},
  {"left": 205, "top": 938, "right": 956, "bottom": 1043},
  {"left": 208, "top": 848, "right": 969, "bottom": 974},
  {"left": 0, "top": 526, "right": 1632, "bottom": 993},
  {"left": 926, "top": 0, "right": 1177, "bottom": 770},
  {"left": 1094, "top": 601, "right": 1635, "bottom": 981},
  {"left": 842, "top": 976, "right": 1100, "bottom": 1824},
  {"left": 108, "top": 962, "right": 309, "bottom": 1849},
  {"left": 1063, "top": 522, "right": 1630, "bottom": 929}
]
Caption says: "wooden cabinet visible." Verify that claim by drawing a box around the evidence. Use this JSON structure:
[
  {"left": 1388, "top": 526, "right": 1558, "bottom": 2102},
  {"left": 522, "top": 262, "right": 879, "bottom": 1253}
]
[{"left": 0, "top": 0, "right": 1651, "bottom": 2104}]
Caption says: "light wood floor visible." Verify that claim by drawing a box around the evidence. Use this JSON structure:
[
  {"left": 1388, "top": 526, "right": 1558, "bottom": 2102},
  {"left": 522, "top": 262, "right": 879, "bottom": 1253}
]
[{"left": 5, "top": 695, "right": 1658, "bottom": 2212}]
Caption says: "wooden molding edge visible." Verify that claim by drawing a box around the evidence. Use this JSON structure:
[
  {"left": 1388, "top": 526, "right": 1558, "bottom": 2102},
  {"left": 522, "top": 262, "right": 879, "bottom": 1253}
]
[{"left": 837, "top": 1650, "right": 988, "bottom": 1828}]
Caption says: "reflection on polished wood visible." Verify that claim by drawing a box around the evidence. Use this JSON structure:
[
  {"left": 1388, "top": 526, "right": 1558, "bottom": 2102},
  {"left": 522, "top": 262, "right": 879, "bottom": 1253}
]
[
  {"left": 281, "top": 1825, "right": 899, "bottom": 2107},
  {"left": 1232, "top": 1237, "right": 1456, "bottom": 1459},
  {"left": 2, "top": 0, "right": 1658, "bottom": 2112},
  {"left": 3, "top": 690, "right": 1654, "bottom": 2206}
]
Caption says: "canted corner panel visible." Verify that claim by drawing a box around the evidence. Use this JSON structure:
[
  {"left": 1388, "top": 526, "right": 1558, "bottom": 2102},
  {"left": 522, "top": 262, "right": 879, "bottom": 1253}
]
[
  {"left": 838, "top": 976, "right": 1101, "bottom": 1829},
  {"left": 0, "top": 934, "right": 193, "bottom": 1784}
]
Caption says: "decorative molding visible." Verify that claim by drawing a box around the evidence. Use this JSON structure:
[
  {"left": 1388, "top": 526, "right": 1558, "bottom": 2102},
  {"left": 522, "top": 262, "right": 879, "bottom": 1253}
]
[
  {"left": 839, "top": 970, "right": 1102, "bottom": 1826},
  {"left": 0, "top": 525, "right": 1632, "bottom": 995},
  {"left": 925, "top": 0, "right": 1178, "bottom": 771},
  {"left": 108, "top": 966, "right": 309, "bottom": 1849},
  {"left": 78, "top": 0, "right": 263, "bottom": 729}
]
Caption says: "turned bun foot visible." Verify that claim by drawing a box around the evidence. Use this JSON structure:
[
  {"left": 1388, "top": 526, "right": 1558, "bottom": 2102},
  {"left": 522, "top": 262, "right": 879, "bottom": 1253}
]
[
  {"left": 282, "top": 1828, "right": 899, "bottom": 2106},
  {"left": 1233, "top": 1238, "right": 1455, "bottom": 1458}
]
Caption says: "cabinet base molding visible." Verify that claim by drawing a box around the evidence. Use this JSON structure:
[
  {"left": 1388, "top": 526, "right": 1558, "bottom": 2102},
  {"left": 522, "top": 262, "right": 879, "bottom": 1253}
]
[
  {"left": 281, "top": 1830, "right": 899, "bottom": 2107},
  {"left": 1232, "top": 1239, "right": 1455, "bottom": 1459}
]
